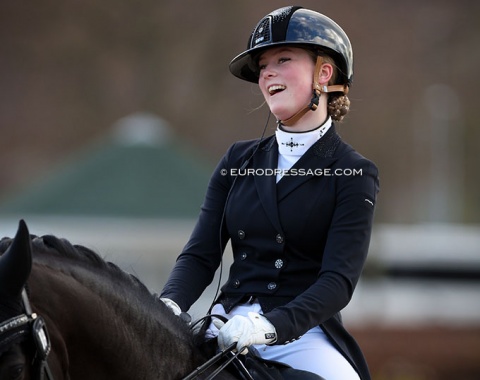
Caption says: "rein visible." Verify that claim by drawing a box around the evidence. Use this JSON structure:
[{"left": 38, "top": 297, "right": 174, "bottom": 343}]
[
  {"left": 0, "top": 289, "right": 54, "bottom": 380},
  {"left": 182, "top": 314, "right": 254, "bottom": 380},
  {"left": 182, "top": 342, "right": 238, "bottom": 380}
]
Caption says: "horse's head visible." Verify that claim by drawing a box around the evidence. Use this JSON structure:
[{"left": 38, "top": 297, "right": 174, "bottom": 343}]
[
  {"left": 0, "top": 222, "right": 238, "bottom": 379},
  {"left": 0, "top": 220, "right": 50, "bottom": 380}
]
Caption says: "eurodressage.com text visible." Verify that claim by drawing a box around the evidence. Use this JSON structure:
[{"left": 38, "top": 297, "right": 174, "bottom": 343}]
[{"left": 220, "top": 168, "right": 363, "bottom": 177}]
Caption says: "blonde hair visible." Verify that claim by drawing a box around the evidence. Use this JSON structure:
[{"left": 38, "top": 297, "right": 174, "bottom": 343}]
[{"left": 311, "top": 50, "right": 351, "bottom": 122}]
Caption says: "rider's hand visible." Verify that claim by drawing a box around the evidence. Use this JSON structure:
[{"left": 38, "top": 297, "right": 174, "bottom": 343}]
[
  {"left": 214, "top": 312, "right": 277, "bottom": 354},
  {"left": 158, "top": 297, "right": 192, "bottom": 325},
  {"left": 159, "top": 297, "right": 182, "bottom": 316}
]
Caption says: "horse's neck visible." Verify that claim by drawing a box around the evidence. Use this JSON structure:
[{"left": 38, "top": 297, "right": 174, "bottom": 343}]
[{"left": 29, "top": 260, "right": 201, "bottom": 379}]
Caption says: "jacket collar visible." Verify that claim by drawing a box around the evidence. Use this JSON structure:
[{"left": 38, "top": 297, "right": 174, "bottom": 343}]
[{"left": 261, "top": 124, "right": 340, "bottom": 157}]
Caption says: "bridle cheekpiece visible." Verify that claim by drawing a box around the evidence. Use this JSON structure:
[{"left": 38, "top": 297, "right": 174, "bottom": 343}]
[{"left": 0, "top": 288, "right": 53, "bottom": 380}]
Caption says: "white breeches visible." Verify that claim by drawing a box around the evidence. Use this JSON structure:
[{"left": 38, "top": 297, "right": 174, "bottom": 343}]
[{"left": 206, "top": 302, "right": 360, "bottom": 380}]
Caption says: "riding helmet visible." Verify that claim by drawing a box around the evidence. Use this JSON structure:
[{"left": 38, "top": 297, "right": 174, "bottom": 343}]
[{"left": 229, "top": 6, "right": 353, "bottom": 87}]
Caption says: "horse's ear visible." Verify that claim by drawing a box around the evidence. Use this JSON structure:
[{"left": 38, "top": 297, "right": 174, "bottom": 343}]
[{"left": 0, "top": 219, "right": 32, "bottom": 298}]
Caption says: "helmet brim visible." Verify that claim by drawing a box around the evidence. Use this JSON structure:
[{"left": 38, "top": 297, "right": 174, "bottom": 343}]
[{"left": 229, "top": 41, "right": 326, "bottom": 84}]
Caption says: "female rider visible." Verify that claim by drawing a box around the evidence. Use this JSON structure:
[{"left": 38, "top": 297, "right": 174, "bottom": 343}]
[{"left": 160, "top": 6, "right": 379, "bottom": 380}]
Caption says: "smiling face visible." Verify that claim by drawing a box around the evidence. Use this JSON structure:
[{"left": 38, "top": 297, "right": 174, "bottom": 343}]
[{"left": 257, "top": 46, "right": 316, "bottom": 123}]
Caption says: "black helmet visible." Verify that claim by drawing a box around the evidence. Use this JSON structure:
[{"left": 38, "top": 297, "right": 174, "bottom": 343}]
[{"left": 229, "top": 6, "right": 353, "bottom": 87}]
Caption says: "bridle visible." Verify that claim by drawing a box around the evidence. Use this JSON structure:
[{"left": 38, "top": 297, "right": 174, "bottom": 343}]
[{"left": 0, "top": 288, "right": 54, "bottom": 380}]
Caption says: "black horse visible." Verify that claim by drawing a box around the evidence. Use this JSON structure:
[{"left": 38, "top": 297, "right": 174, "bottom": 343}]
[{"left": 0, "top": 220, "right": 239, "bottom": 380}]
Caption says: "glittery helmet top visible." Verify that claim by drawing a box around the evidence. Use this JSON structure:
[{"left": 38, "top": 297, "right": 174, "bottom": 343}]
[{"left": 229, "top": 6, "right": 353, "bottom": 86}]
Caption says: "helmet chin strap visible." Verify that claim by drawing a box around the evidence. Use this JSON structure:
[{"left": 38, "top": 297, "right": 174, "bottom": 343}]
[{"left": 279, "top": 56, "right": 349, "bottom": 127}]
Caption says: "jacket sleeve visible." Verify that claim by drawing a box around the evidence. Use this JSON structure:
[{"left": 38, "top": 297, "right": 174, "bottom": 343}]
[
  {"left": 264, "top": 158, "right": 379, "bottom": 344},
  {"left": 160, "top": 143, "right": 241, "bottom": 312}
]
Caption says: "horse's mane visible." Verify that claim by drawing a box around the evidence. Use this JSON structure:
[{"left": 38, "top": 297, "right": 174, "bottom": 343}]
[{"left": 0, "top": 233, "right": 150, "bottom": 295}]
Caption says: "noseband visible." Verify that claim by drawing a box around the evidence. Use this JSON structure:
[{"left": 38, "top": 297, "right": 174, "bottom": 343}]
[{"left": 0, "top": 289, "right": 54, "bottom": 380}]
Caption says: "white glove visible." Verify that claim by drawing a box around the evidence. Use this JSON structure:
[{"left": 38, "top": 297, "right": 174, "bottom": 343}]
[
  {"left": 159, "top": 297, "right": 182, "bottom": 316},
  {"left": 214, "top": 312, "right": 277, "bottom": 354}
]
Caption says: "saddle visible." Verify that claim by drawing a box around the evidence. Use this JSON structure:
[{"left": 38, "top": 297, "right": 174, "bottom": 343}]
[{"left": 226, "top": 346, "right": 326, "bottom": 380}]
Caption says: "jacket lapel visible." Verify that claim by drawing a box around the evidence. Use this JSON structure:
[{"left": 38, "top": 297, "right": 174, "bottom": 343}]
[
  {"left": 252, "top": 127, "right": 342, "bottom": 231},
  {"left": 253, "top": 137, "right": 284, "bottom": 233}
]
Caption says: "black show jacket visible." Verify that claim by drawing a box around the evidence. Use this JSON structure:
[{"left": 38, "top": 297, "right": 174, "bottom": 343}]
[{"left": 161, "top": 126, "right": 379, "bottom": 380}]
